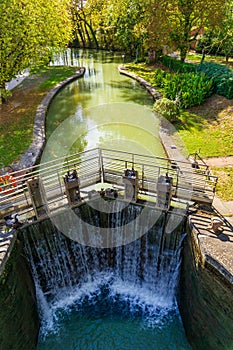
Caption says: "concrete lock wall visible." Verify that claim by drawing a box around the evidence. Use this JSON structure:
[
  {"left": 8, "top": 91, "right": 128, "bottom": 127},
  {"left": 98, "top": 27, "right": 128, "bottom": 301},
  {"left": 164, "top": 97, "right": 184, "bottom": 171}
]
[
  {"left": 178, "top": 224, "right": 233, "bottom": 350},
  {"left": 0, "top": 238, "right": 40, "bottom": 350}
]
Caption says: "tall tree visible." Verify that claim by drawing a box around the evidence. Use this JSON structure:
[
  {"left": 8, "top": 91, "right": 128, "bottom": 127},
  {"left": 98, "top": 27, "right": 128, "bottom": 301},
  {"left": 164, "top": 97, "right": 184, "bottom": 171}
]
[
  {"left": 70, "top": 0, "right": 100, "bottom": 48},
  {"left": 169, "top": 0, "right": 226, "bottom": 62},
  {"left": 0, "top": 0, "right": 73, "bottom": 103},
  {"left": 214, "top": 0, "right": 233, "bottom": 62}
]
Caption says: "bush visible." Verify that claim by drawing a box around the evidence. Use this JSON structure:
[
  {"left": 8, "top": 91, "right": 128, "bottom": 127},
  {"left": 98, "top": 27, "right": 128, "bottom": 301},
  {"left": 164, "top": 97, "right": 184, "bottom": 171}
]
[
  {"left": 153, "top": 68, "right": 167, "bottom": 87},
  {"left": 159, "top": 55, "right": 196, "bottom": 73},
  {"left": 196, "top": 62, "right": 233, "bottom": 99},
  {"left": 153, "top": 98, "right": 179, "bottom": 121},
  {"left": 161, "top": 72, "right": 213, "bottom": 108}
]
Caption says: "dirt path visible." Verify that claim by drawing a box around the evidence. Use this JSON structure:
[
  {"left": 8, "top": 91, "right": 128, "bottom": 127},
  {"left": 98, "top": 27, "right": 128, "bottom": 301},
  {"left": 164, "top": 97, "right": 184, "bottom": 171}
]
[{"left": 204, "top": 156, "right": 233, "bottom": 167}]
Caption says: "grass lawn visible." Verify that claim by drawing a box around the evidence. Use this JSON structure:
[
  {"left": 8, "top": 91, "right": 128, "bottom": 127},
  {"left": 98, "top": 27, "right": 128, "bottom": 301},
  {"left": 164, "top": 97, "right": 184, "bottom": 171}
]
[
  {"left": 176, "top": 97, "right": 233, "bottom": 157},
  {"left": 186, "top": 51, "right": 233, "bottom": 69},
  {"left": 0, "top": 66, "right": 78, "bottom": 167},
  {"left": 212, "top": 167, "right": 233, "bottom": 201}
]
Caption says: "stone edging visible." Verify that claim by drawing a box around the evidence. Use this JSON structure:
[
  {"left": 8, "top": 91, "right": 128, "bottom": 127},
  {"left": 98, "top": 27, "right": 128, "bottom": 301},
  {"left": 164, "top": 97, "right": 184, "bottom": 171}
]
[
  {"left": 188, "top": 217, "right": 233, "bottom": 285},
  {"left": 118, "top": 65, "right": 162, "bottom": 101},
  {"left": 17, "top": 68, "right": 86, "bottom": 170}
]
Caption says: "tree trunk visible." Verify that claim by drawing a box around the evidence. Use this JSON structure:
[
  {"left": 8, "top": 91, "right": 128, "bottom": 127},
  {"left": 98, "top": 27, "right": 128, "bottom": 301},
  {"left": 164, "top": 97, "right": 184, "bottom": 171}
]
[
  {"left": 180, "top": 47, "right": 187, "bottom": 63},
  {"left": 84, "top": 20, "right": 99, "bottom": 49},
  {"left": 201, "top": 49, "right": 205, "bottom": 64},
  {"left": 0, "top": 86, "right": 7, "bottom": 104},
  {"left": 77, "top": 23, "right": 86, "bottom": 47}
]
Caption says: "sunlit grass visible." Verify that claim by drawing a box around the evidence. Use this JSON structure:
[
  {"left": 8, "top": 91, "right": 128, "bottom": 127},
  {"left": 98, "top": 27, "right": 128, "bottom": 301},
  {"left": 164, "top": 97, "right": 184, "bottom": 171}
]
[
  {"left": 186, "top": 52, "right": 233, "bottom": 68},
  {"left": 212, "top": 167, "right": 233, "bottom": 201},
  {"left": 32, "top": 66, "right": 79, "bottom": 90},
  {"left": 125, "top": 63, "right": 156, "bottom": 85},
  {"left": 176, "top": 110, "right": 233, "bottom": 157},
  {"left": 0, "top": 66, "right": 78, "bottom": 166}
]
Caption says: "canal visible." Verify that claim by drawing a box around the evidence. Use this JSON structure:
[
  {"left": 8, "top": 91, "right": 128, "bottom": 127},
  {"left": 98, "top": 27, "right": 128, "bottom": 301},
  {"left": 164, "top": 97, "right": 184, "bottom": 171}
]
[{"left": 36, "top": 48, "right": 192, "bottom": 350}]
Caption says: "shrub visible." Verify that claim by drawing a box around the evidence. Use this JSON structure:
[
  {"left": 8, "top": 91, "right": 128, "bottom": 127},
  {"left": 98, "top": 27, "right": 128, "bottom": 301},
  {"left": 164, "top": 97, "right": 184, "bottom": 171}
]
[
  {"left": 159, "top": 55, "right": 196, "bottom": 73},
  {"left": 153, "top": 68, "right": 167, "bottom": 87},
  {"left": 153, "top": 98, "right": 179, "bottom": 121},
  {"left": 162, "top": 72, "right": 213, "bottom": 108},
  {"left": 196, "top": 62, "right": 233, "bottom": 99}
]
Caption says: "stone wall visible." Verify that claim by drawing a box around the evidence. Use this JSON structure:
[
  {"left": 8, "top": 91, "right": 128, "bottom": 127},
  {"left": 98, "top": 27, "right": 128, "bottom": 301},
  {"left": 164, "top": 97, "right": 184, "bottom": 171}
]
[
  {"left": 0, "top": 238, "right": 40, "bottom": 350},
  {"left": 179, "top": 224, "right": 233, "bottom": 350}
]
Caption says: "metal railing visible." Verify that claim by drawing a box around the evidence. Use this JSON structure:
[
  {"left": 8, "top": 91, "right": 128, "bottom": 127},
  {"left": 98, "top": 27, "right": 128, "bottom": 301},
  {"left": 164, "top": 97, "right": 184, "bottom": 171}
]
[{"left": 0, "top": 147, "right": 218, "bottom": 220}]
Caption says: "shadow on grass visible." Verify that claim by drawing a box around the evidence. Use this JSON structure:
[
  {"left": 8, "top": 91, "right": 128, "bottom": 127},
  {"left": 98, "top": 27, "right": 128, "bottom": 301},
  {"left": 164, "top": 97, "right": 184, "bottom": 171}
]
[{"left": 174, "top": 111, "right": 206, "bottom": 132}]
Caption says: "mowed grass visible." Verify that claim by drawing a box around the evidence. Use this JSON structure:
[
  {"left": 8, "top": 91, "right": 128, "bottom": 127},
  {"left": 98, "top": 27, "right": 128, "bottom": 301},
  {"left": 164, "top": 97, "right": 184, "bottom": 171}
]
[
  {"left": 0, "top": 66, "right": 78, "bottom": 167},
  {"left": 176, "top": 106, "right": 233, "bottom": 157},
  {"left": 212, "top": 167, "right": 233, "bottom": 201}
]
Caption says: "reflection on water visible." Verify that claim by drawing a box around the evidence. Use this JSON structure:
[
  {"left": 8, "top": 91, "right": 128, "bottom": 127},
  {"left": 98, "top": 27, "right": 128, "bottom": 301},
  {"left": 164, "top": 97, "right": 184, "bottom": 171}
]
[{"left": 46, "top": 49, "right": 164, "bottom": 159}]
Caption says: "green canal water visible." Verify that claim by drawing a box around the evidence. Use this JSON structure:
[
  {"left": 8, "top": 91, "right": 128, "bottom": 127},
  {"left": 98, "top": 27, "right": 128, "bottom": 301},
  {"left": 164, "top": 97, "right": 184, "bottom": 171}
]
[
  {"left": 36, "top": 49, "right": 192, "bottom": 349},
  {"left": 44, "top": 49, "right": 165, "bottom": 161}
]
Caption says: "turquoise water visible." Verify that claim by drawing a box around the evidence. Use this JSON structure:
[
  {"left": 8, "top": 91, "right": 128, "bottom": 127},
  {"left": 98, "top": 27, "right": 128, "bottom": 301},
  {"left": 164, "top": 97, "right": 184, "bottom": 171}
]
[{"left": 37, "top": 276, "right": 191, "bottom": 350}]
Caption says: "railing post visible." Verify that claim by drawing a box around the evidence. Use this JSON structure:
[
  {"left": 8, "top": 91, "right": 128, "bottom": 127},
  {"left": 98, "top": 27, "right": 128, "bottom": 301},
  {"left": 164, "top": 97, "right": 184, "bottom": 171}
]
[
  {"left": 98, "top": 148, "right": 105, "bottom": 183},
  {"left": 142, "top": 164, "right": 144, "bottom": 190},
  {"left": 57, "top": 170, "right": 63, "bottom": 195}
]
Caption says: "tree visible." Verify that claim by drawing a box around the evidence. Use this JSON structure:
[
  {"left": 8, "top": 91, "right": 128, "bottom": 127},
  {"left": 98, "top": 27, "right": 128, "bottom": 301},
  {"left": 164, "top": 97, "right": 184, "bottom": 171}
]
[
  {"left": 0, "top": 0, "right": 73, "bottom": 103},
  {"left": 213, "top": 0, "right": 233, "bottom": 62},
  {"left": 70, "top": 0, "right": 100, "bottom": 48},
  {"left": 144, "top": 0, "right": 176, "bottom": 59},
  {"left": 169, "top": 0, "right": 226, "bottom": 62}
]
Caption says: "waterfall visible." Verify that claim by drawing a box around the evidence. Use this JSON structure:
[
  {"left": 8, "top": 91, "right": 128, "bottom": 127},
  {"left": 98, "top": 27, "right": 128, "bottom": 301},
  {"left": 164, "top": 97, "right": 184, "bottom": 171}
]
[{"left": 19, "top": 200, "right": 187, "bottom": 338}]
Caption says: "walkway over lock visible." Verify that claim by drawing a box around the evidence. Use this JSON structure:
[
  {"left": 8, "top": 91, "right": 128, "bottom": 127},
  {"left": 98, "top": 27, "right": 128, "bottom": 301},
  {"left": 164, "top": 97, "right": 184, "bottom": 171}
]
[{"left": 0, "top": 148, "right": 218, "bottom": 221}]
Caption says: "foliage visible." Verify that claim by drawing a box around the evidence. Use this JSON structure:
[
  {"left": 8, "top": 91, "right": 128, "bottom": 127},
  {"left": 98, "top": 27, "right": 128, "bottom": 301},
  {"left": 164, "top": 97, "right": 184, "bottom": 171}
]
[
  {"left": 70, "top": 0, "right": 147, "bottom": 54},
  {"left": 169, "top": 0, "right": 226, "bottom": 62},
  {"left": 71, "top": 0, "right": 230, "bottom": 64},
  {"left": 153, "top": 70, "right": 213, "bottom": 108},
  {"left": 196, "top": 62, "right": 233, "bottom": 99},
  {"left": 153, "top": 98, "right": 179, "bottom": 121},
  {"left": 153, "top": 69, "right": 168, "bottom": 87},
  {"left": 195, "top": 1, "right": 233, "bottom": 63},
  {"left": 159, "top": 56, "right": 196, "bottom": 73},
  {"left": 70, "top": 0, "right": 100, "bottom": 48},
  {"left": 0, "top": 0, "right": 72, "bottom": 103}
]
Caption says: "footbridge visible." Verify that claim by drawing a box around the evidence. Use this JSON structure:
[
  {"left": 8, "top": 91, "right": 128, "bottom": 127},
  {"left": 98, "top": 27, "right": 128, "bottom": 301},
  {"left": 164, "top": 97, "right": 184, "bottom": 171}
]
[{"left": 0, "top": 148, "right": 217, "bottom": 222}]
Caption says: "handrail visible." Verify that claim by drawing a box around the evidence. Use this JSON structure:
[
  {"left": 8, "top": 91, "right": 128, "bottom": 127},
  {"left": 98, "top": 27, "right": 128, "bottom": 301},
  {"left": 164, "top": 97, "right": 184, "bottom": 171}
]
[{"left": 0, "top": 147, "right": 218, "bottom": 220}]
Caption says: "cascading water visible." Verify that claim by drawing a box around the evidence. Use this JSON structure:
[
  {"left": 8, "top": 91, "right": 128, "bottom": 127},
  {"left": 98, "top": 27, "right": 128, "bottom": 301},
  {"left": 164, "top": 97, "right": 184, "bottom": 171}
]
[{"left": 20, "top": 201, "right": 191, "bottom": 349}]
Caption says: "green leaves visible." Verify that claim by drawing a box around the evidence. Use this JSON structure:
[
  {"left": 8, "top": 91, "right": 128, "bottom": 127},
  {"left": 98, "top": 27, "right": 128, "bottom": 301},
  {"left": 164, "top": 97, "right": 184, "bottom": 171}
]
[
  {"left": 153, "top": 69, "right": 213, "bottom": 108},
  {"left": 0, "top": 0, "right": 73, "bottom": 103},
  {"left": 196, "top": 62, "right": 233, "bottom": 99},
  {"left": 153, "top": 97, "right": 179, "bottom": 121}
]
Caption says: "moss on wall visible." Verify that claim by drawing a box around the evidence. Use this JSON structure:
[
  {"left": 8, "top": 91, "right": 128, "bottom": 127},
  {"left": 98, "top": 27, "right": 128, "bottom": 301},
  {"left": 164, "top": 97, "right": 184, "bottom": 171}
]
[
  {"left": 179, "top": 227, "right": 233, "bottom": 350},
  {"left": 0, "top": 238, "right": 40, "bottom": 350}
]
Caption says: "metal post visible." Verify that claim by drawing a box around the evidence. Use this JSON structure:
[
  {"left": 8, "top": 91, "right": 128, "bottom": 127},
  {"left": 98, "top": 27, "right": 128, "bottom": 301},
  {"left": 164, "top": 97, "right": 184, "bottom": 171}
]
[{"left": 98, "top": 148, "right": 105, "bottom": 183}]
